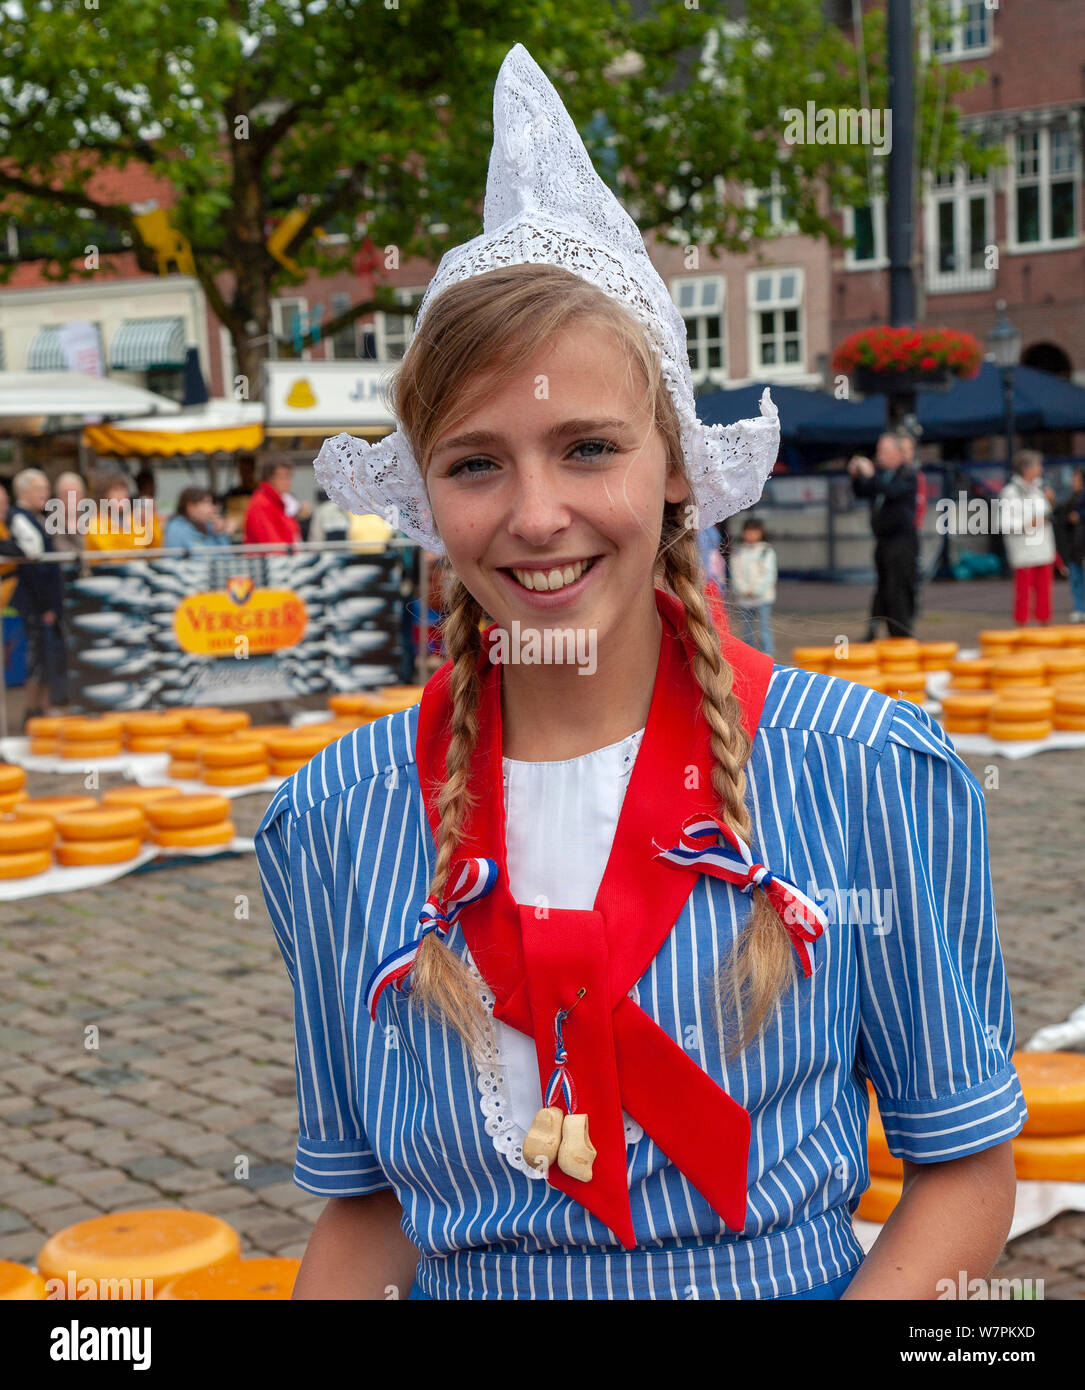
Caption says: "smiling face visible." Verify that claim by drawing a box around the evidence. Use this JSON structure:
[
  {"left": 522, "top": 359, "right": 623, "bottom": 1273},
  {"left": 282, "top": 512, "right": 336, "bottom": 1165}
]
[{"left": 424, "top": 322, "right": 688, "bottom": 649}]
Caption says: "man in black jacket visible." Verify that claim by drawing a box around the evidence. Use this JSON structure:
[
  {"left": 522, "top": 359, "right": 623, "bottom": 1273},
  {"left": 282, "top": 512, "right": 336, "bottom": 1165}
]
[
  {"left": 8, "top": 468, "right": 69, "bottom": 720},
  {"left": 848, "top": 432, "right": 918, "bottom": 640}
]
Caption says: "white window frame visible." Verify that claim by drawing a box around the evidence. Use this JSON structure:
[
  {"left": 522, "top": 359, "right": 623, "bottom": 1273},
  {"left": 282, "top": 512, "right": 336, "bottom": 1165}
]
[
  {"left": 271, "top": 296, "right": 311, "bottom": 361},
  {"left": 219, "top": 325, "right": 238, "bottom": 396},
  {"left": 670, "top": 275, "right": 727, "bottom": 385},
  {"left": 924, "top": 162, "right": 995, "bottom": 292},
  {"left": 928, "top": 0, "right": 993, "bottom": 62},
  {"left": 325, "top": 290, "right": 361, "bottom": 361},
  {"left": 746, "top": 267, "right": 805, "bottom": 377},
  {"left": 374, "top": 285, "right": 426, "bottom": 361},
  {"left": 743, "top": 169, "right": 799, "bottom": 237},
  {"left": 843, "top": 196, "right": 888, "bottom": 270},
  {"left": 1007, "top": 125, "right": 1081, "bottom": 253}
]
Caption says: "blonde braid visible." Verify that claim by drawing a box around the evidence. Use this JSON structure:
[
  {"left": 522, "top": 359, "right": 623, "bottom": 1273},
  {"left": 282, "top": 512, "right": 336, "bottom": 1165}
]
[
  {"left": 407, "top": 566, "right": 496, "bottom": 1063},
  {"left": 658, "top": 519, "right": 796, "bottom": 1058}
]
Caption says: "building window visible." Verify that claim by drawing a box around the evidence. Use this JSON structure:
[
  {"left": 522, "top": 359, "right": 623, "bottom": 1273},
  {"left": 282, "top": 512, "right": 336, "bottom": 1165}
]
[
  {"left": 375, "top": 287, "right": 425, "bottom": 360},
  {"left": 932, "top": 0, "right": 991, "bottom": 59},
  {"left": 844, "top": 196, "right": 887, "bottom": 268},
  {"left": 671, "top": 276, "right": 726, "bottom": 382},
  {"left": 925, "top": 160, "right": 994, "bottom": 291},
  {"left": 327, "top": 291, "right": 360, "bottom": 360},
  {"left": 745, "top": 170, "right": 797, "bottom": 235},
  {"left": 271, "top": 296, "right": 311, "bottom": 358},
  {"left": 1011, "top": 126, "right": 1080, "bottom": 248},
  {"left": 748, "top": 268, "right": 804, "bottom": 374}
]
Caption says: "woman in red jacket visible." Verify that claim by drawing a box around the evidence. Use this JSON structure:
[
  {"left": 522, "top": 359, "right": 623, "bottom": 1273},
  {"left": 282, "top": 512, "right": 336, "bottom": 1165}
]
[{"left": 243, "top": 459, "right": 304, "bottom": 547}]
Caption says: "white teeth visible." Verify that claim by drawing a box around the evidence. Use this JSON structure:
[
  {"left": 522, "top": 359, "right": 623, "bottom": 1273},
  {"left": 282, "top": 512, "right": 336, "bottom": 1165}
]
[{"left": 510, "top": 558, "right": 592, "bottom": 592}]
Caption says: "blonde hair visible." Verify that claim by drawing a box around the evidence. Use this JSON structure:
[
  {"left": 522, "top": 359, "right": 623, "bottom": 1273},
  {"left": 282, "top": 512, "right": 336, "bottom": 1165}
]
[{"left": 394, "top": 263, "right": 795, "bottom": 1064}]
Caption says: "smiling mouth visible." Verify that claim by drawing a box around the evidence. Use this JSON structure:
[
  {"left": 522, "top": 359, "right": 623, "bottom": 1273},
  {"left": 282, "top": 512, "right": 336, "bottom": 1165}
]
[{"left": 504, "top": 557, "right": 599, "bottom": 592}]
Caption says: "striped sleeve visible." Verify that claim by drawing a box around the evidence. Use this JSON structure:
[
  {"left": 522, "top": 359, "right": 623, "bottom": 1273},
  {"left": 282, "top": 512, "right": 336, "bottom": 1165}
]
[
  {"left": 255, "top": 782, "right": 393, "bottom": 1198},
  {"left": 851, "top": 699, "right": 1028, "bottom": 1163}
]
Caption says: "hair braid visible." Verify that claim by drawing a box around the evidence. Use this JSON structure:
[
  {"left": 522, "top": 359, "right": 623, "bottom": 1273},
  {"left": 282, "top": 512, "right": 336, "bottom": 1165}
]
[
  {"left": 408, "top": 566, "right": 496, "bottom": 1062},
  {"left": 659, "top": 518, "right": 796, "bottom": 1057}
]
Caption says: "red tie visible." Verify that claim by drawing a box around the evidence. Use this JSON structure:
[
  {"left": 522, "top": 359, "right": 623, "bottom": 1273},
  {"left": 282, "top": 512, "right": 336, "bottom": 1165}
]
[{"left": 415, "top": 588, "right": 773, "bottom": 1248}]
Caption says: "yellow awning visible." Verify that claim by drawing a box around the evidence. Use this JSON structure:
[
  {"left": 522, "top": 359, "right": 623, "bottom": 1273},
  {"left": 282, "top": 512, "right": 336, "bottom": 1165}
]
[{"left": 82, "top": 422, "right": 264, "bottom": 456}]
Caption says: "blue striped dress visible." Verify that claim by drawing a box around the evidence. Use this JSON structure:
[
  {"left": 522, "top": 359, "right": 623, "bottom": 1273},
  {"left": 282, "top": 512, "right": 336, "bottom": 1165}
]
[{"left": 254, "top": 665, "right": 1028, "bottom": 1300}]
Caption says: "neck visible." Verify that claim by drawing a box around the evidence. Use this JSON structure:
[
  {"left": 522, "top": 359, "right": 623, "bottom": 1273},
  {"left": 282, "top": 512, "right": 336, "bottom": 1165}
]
[{"left": 499, "top": 587, "right": 664, "bottom": 761}]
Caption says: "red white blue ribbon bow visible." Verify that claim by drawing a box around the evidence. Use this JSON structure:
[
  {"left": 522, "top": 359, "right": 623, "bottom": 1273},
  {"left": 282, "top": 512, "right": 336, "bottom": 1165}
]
[
  {"left": 365, "top": 857, "right": 498, "bottom": 1018},
  {"left": 653, "top": 815, "right": 826, "bottom": 978}
]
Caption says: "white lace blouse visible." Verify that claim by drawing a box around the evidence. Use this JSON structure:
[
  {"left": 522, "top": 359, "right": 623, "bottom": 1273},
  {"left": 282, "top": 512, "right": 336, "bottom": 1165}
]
[{"left": 465, "top": 726, "right": 648, "bottom": 1179}]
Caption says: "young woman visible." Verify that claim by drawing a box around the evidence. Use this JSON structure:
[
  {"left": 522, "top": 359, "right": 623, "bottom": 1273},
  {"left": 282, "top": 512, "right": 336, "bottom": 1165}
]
[
  {"left": 255, "top": 46, "right": 1024, "bottom": 1302},
  {"left": 164, "top": 487, "right": 234, "bottom": 549}
]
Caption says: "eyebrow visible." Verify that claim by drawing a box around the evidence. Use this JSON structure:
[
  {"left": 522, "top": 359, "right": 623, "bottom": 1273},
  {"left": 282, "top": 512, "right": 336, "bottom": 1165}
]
[{"left": 432, "top": 418, "right": 629, "bottom": 455}]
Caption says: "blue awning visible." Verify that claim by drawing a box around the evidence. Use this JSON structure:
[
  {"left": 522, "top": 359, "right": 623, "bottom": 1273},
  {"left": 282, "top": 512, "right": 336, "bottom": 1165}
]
[{"left": 109, "top": 316, "right": 186, "bottom": 370}]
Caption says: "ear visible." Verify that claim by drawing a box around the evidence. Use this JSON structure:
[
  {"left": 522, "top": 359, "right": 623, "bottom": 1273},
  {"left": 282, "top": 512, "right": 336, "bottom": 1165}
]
[{"left": 664, "top": 456, "right": 689, "bottom": 507}]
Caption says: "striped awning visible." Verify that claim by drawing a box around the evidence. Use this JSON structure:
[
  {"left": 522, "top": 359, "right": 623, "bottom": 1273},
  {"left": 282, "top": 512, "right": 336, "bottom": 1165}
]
[
  {"left": 109, "top": 316, "right": 186, "bottom": 370},
  {"left": 27, "top": 325, "right": 66, "bottom": 371}
]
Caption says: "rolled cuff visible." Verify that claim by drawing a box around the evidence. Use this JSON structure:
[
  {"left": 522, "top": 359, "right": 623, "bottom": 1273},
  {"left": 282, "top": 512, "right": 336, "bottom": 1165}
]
[
  {"left": 876, "top": 1064, "right": 1028, "bottom": 1163},
  {"left": 293, "top": 1134, "right": 393, "bottom": 1197}
]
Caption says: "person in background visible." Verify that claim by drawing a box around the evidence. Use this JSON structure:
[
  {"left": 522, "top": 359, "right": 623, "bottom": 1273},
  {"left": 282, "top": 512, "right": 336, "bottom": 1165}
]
[
  {"left": 165, "top": 487, "right": 235, "bottom": 549},
  {"left": 998, "top": 449, "right": 1056, "bottom": 627},
  {"left": 848, "top": 432, "right": 918, "bottom": 640},
  {"left": 7, "top": 468, "right": 69, "bottom": 720},
  {"left": 696, "top": 520, "right": 727, "bottom": 631},
  {"left": 134, "top": 468, "right": 165, "bottom": 549},
  {"left": 244, "top": 457, "right": 303, "bottom": 547},
  {"left": 728, "top": 515, "right": 777, "bottom": 656},
  {"left": 220, "top": 450, "right": 258, "bottom": 530},
  {"left": 85, "top": 471, "right": 141, "bottom": 553},
  {"left": 52, "top": 471, "right": 88, "bottom": 571},
  {"left": 308, "top": 488, "right": 352, "bottom": 543},
  {"left": 348, "top": 509, "right": 395, "bottom": 551},
  {"left": 0, "top": 481, "right": 21, "bottom": 611},
  {"left": 1057, "top": 467, "right": 1085, "bottom": 622}
]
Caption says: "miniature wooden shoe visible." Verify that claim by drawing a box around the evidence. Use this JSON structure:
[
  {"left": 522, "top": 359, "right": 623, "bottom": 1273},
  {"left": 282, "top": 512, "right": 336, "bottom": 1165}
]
[
  {"left": 522, "top": 1106, "right": 564, "bottom": 1174},
  {"left": 557, "top": 1112, "right": 596, "bottom": 1182}
]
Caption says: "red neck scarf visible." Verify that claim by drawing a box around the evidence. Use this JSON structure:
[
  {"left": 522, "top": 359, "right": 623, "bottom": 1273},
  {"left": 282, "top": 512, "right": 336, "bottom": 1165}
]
[{"left": 415, "top": 587, "right": 773, "bottom": 1248}]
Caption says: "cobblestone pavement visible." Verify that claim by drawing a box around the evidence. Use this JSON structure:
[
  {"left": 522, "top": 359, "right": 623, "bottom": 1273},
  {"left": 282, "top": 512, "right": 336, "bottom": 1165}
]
[{"left": 1, "top": 577, "right": 1083, "bottom": 1297}]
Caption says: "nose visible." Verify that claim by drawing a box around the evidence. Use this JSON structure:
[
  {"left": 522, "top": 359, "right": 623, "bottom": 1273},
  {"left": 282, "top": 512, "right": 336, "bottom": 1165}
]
[{"left": 505, "top": 459, "right": 573, "bottom": 546}]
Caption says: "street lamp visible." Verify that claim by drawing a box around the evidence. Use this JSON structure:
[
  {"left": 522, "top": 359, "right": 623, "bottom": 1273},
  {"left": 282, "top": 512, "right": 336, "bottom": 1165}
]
[{"left": 986, "top": 299, "right": 1022, "bottom": 464}]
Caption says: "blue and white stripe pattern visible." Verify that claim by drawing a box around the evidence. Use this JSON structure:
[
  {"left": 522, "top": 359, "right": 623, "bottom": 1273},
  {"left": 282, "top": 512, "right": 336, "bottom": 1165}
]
[{"left": 255, "top": 666, "right": 1028, "bottom": 1300}]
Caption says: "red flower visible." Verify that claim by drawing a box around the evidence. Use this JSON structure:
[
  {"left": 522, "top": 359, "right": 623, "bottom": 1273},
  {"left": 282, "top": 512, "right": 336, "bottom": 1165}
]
[{"left": 920, "top": 355, "right": 937, "bottom": 370}]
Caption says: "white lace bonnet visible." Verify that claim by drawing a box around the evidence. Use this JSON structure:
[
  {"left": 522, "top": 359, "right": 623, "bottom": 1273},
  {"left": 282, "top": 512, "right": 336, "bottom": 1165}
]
[{"left": 313, "top": 42, "right": 780, "bottom": 554}]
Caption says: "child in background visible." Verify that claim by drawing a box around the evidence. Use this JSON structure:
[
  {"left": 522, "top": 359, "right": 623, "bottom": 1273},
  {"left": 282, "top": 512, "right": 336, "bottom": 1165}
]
[{"left": 728, "top": 516, "right": 776, "bottom": 656}]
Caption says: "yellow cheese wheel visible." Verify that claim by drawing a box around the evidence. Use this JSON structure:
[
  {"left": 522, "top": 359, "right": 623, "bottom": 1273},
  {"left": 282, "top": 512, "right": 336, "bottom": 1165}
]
[
  {"left": 875, "top": 638, "right": 921, "bottom": 661},
  {"left": 941, "top": 692, "right": 998, "bottom": 717},
  {"left": 0, "top": 848, "right": 52, "bottom": 879},
  {"left": 990, "top": 693, "right": 1055, "bottom": 720},
  {"left": 36, "top": 1209, "right": 242, "bottom": 1288},
  {"left": 202, "top": 763, "right": 269, "bottom": 786},
  {"left": 167, "top": 759, "right": 201, "bottom": 781},
  {"left": 981, "top": 645, "right": 1016, "bottom": 661},
  {"left": 29, "top": 738, "right": 58, "bottom": 755},
  {"left": 0, "top": 1259, "right": 47, "bottom": 1300},
  {"left": 991, "top": 654, "right": 1044, "bottom": 679},
  {"left": 829, "top": 643, "right": 879, "bottom": 667},
  {"left": 270, "top": 757, "right": 309, "bottom": 777},
  {"left": 1054, "top": 687, "right": 1085, "bottom": 715},
  {"left": 946, "top": 676, "right": 989, "bottom": 692},
  {"left": 877, "top": 671, "right": 926, "bottom": 695},
  {"left": 54, "top": 806, "right": 144, "bottom": 841},
  {"left": 867, "top": 1096, "right": 903, "bottom": 1179},
  {"left": 125, "top": 734, "right": 177, "bottom": 753},
  {"left": 121, "top": 711, "right": 187, "bottom": 737},
  {"left": 168, "top": 734, "right": 211, "bottom": 760},
  {"left": 13, "top": 796, "right": 97, "bottom": 823},
  {"left": 379, "top": 685, "right": 426, "bottom": 703},
  {"left": 24, "top": 716, "right": 63, "bottom": 738},
  {"left": 987, "top": 718, "right": 1053, "bottom": 742},
  {"left": 149, "top": 819, "right": 235, "bottom": 848},
  {"left": 101, "top": 786, "right": 179, "bottom": 810},
  {"left": 1013, "top": 1052, "right": 1085, "bottom": 1136},
  {"left": 856, "top": 1174, "right": 902, "bottom": 1224},
  {"left": 1054, "top": 626, "right": 1085, "bottom": 646},
  {"left": 328, "top": 692, "right": 386, "bottom": 715},
  {"left": 0, "top": 818, "right": 54, "bottom": 852},
  {"left": 919, "top": 641, "right": 958, "bottom": 666},
  {"left": 0, "top": 790, "right": 29, "bottom": 813},
  {"left": 144, "top": 794, "right": 231, "bottom": 829},
  {"left": 949, "top": 656, "right": 993, "bottom": 678},
  {"left": 265, "top": 728, "right": 339, "bottom": 759},
  {"left": 246, "top": 724, "right": 297, "bottom": 745},
  {"left": 1016, "top": 626, "right": 1064, "bottom": 647},
  {"left": 943, "top": 716, "right": 988, "bottom": 734},
  {"left": 187, "top": 710, "right": 250, "bottom": 735},
  {"left": 57, "top": 716, "right": 124, "bottom": 742},
  {"left": 57, "top": 738, "right": 124, "bottom": 760},
  {"left": 197, "top": 739, "right": 268, "bottom": 768},
  {"left": 978, "top": 629, "right": 1021, "bottom": 649},
  {"left": 56, "top": 836, "right": 143, "bottom": 866},
  {"left": 0, "top": 764, "right": 26, "bottom": 795},
  {"left": 156, "top": 1256, "right": 300, "bottom": 1301},
  {"left": 1012, "top": 1133, "right": 1085, "bottom": 1182},
  {"left": 1054, "top": 712, "right": 1085, "bottom": 731}
]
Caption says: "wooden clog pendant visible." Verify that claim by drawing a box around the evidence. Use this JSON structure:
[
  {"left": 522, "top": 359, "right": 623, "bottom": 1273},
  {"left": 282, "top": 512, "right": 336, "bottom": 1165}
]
[
  {"left": 557, "top": 1111, "right": 596, "bottom": 1182},
  {"left": 523, "top": 1105, "right": 564, "bottom": 1174}
]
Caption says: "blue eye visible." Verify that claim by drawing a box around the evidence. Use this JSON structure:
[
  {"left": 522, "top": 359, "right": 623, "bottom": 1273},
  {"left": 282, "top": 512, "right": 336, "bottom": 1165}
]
[
  {"left": 447, "top": 457, "right": 494, "bottom": 477},
  {"left": 446, "top": 439, "right": 618, "bottom": 478},
  {"left": 572, "top": 439, "right": 618, "bottom": 459}
]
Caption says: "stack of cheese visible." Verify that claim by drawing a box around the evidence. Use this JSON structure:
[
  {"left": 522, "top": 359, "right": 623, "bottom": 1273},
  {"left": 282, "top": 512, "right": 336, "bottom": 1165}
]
[
  {"left": 120, "top": 710, "right": 188, "bottom": 753},
  {"left": 191, "top": 737, "right": 270, "bottom": 787},
  {"left": 262, "top": 725, "right": 343, "bottom": 779},
  {"left": 0, "top": 803, "right": 54, "bottom": 880},
  {"left": 143, "top": 793, "right": 235, "bottom": 849},
  {"left": 0, "top": 761, "right": 28, "bottom": 814},
  {"left": 53, "top": 715, "right": 125, "bottom": 761},
  {"left": 326, "top": 686, "right": 426, "bottom": 723},
  {"left": 1011, "top": 1051, "right": 1085, "bottom": 1181},
  {"left": 858, "top": 1082, "right": 904, "bottom": 1223},
  {"left": 790, "top": 639, "right": 956, "bottom": 702},
  {"left": 25, "top": 716, "right": 78, "bottom": 756},
  {"left": 100, "top": 785, "right": 180, "bottom": 830},
  {"left": 51, "top": 804, "right": 145, "bottom": 867},
  {"left": 166, "top": 710, "right": 252, "bottom": 782},
  {"left": 941, "top": 625, "right": 1085, "bottom": 742}
]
